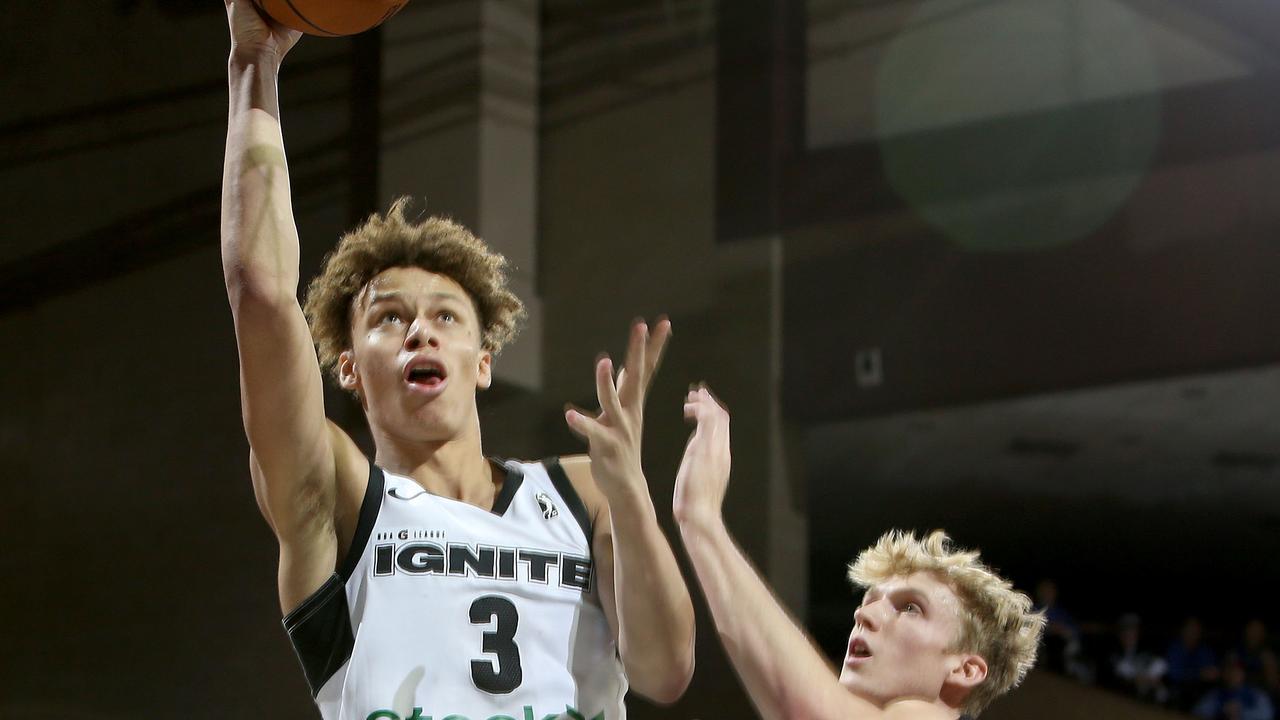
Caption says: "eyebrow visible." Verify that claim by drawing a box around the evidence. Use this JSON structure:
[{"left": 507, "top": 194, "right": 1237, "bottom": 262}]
[
  {"left": 863, "top": 586, "right": 930, "bottom": 607},
  {"left": 365, "top": 290, "right": 467, "bottom": 307},
  {"left": 894, "top": 588, "right": 932, "bottom": 612}
]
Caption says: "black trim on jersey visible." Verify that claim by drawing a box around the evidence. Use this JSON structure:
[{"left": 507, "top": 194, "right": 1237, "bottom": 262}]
[
  {"left": 488, "top": 458, "right": 525, "bottom": 516},
  {"left": 338, "top": 460, "right": 385, "bottom": 582},
  {"left": 282, "top": 573, "right": 353, "bottom": 698},
  {"left": 542, "top": 457, "right": 593, "bottom": 544},
  {"left": 278, "top": 461, "right": 380, "bottom": 697}
]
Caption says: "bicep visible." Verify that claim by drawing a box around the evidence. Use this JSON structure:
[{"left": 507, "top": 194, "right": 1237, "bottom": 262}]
[
  {"left": 232, "top": 292, "right": 336, "bottom": 538},
  {"left": 261, "top": 423, "right": 369, "bottom": 615}
]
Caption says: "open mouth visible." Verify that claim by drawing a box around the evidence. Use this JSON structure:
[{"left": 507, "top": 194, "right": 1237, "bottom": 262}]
[
  {"left": 404, "top": 359, "right": 448, "bottom": 390},
  {"left": 848, "top": 638, "right": 873, "bottom": 661}
]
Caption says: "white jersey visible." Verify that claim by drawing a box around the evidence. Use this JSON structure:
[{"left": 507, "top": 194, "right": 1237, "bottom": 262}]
[{"left": 283, "top": 458, "right": 627, "bottom": 720}]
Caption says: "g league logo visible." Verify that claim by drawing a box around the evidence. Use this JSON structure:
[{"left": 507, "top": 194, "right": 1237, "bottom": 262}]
[{"left": 535, "top": 492, "right": 558, "bottom": 520}]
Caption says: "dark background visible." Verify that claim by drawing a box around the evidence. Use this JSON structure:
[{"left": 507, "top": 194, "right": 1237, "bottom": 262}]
[{"left": 2, "top": 0, "right": 1277, "bottom": 717}]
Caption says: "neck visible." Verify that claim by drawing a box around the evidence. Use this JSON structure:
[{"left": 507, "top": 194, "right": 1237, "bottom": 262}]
[
  {"left": 935, "top": 686, "right": 970, "bottom": 719},
  {"left": 371, "top": 412, "right": 496, "bottom": 507}
]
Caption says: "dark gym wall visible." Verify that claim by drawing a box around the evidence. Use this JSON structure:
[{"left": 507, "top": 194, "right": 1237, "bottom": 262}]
[{"left": 0, "top": 1, "right": 773, "bottom": 717}]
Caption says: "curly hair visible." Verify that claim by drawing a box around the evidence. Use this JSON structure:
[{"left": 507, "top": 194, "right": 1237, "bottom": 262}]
[
  {"left": 303, "top": 198, "right": 526, "bottom": 384},
  {"left": 847, "top": 530, "right": 1045, "bottom": 717}
]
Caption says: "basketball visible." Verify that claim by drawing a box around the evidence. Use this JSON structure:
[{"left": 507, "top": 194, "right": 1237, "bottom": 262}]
[{"left": 253, "top": 0, "right": 408, "bottom": 37}]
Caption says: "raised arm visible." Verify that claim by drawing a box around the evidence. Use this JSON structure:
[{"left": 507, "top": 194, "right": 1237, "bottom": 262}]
[
  {"left": 562, "top": 319, "right": 696, "bottom": 704},
  {"left": 221, "top": 0, "right": 350, "bottom": 613},
  {"left": 673, "top": 388, "right": 941, "bottom": 720}
]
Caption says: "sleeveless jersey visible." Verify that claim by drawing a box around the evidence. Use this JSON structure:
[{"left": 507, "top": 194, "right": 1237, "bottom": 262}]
[{"left": 283, "top": 458, "right": 627, "bottom": 720}]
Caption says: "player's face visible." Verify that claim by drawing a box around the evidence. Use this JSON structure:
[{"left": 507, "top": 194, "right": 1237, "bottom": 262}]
[
  {"left": 342, "top": 267, "right": 491, "bottom": 441},
  {"left": 839, "top": 572, "right": 981, "bottom": 708}
]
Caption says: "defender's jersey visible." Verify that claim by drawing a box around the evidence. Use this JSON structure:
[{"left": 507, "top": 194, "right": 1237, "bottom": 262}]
[{"left": 284, "top": 458, "right": 627, "bottom": 720}]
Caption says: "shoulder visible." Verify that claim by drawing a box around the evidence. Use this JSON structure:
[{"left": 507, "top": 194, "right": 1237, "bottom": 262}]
[
  {"left": 328, "top": 420, "right": 369, "bottom": 483},
  {"left": 557, "top": 454, "right": 593, "bottom": 483},
  {"left": 556, "top": 454, "right": 602, "bottom": 497},
  {"left": 327, "top": 420, "right": 373, "bottom": 532},
  {"left": 554, "top": 455, "right": 610, "bottom": 530}
]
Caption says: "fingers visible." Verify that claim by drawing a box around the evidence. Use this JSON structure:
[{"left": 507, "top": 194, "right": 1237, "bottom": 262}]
[
  {"left": 686, "top": 383, "right": 726, "bottom": 410},
  {"left": 227, "top": 0, "right": 301, "bottom": 50},
  {"left": 682, "top": 383, "right": 729, "bottom": 425},
  {"left": 646, "top": 315, "right": 672, "bottom": 379},
  {"left": 616, "top": 316, "right": 673, "bottom": 406},
  {"left": 617, "top": 320, "right": 647, "bottom": 406},
  {"left": 595, "top": 355, "right": 623, "bottom": 421},
  {"left": 564, "top": 404, "right": 601, "bottom": 443}
]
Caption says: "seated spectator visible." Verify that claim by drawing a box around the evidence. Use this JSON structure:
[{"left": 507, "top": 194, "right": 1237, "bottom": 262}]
[
  {"left": 1167, "top": 617, "right": 1221, "bottom": 710},
  {"left": 1035, "top": 579, "right": 1092, "bottom": 682},
  {"left": 1100, "top": 613, "right": 1168, "bottom": 704},
  {"left": 1194, "top": 657, "right": 1275, "bottom": 720},
  {"left": 1236, "top": 620, "right": 1280, "bottom": 700}
]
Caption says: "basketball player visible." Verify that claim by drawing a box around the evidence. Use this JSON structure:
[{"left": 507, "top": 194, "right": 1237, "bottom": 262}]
[
  {"left": 220, "top": 2, "right": 695, "bottom": 718},
  {"left": 673, "top": 387, "right": 1044, "bottom": 719}
]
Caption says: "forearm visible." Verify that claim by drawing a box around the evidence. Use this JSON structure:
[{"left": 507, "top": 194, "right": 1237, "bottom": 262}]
[
  {"left": 221, "top": 55, "right": 333, "bottom": 489},
  {"left": 221, "top": 57, "right": 301, "bottom": 300},
  {"left": 678, "top": 515, "right": 859, "bottom": 720},
  {"left": 607, "top": 482, "right": 696, "bottom": 703}
]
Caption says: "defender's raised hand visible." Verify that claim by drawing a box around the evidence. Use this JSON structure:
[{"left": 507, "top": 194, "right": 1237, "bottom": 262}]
[
  {"left": 673, "top": 385, "right": 731, "bottom": 531},
  {"left": 564, "top": 317, "right": 672, "bottom": 498}
]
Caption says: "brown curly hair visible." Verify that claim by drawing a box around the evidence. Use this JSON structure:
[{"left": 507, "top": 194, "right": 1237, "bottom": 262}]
[{"left": 303, "top": 198, "right": 526, "bottom": 383}]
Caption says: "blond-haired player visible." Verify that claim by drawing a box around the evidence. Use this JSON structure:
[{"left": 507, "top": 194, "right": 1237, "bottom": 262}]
[
  {"left": 673, "top": 386, "right": 1044, "bottom": 719},
  {"left": 220, "top": 2, "right": 694, "bottom": 717}
]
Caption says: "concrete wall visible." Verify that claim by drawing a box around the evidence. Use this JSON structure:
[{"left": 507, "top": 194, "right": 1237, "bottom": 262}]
[
  {"left": 538, "top": 20, "right": 814, "bottom": 713},
  {"left": 0, "top": 2, "right": 543, "bottom": 715},
  {"left": 0, "top": 3, "right": 351, "bottom": 715}
]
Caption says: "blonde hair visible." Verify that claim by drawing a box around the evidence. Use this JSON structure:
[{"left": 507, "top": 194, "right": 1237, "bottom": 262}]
[
  {"left": 847, "top": 530, "right": 1045, "bottom": 717},
  {"left": 303, "top": 198, "right": 526, "bottom": 384}
]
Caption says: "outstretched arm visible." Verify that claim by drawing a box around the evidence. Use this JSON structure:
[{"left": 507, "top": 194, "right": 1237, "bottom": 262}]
[
  {"left": 222, "top": 0, "right": 355, "bottom": 613},
  {"left": 563, "top": 318, "right": 696, "bottom": 704},
  {"left": 673, "top": 388, "right": 941, "bottom": 720}
]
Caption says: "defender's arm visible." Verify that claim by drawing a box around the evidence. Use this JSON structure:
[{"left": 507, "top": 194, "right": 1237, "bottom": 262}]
[{"left": 674, "top": 389, "right": 947, "bottom": 720}]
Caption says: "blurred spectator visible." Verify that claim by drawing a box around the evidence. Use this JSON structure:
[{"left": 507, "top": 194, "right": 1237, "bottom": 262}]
[
  {"left": 1193, "top": 658, "right": 1275, "bottom": 720},
  {"left": 1100, "top": 613, "right": 1168, "bottom": 704},
  {"left": 1034, "top": 578, "right": 1092, "bottom": 682},
  {"left": 1236, "top": 620, "right": 1280, "bottom": 699},
  {"left": 1168, "top": 617, "right": 1221, "bottom": 710}
]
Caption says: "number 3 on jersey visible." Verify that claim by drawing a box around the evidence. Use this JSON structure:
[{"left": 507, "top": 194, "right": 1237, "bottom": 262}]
[{"left": 470, "top": 595, "right": 523, "bottom": 694}]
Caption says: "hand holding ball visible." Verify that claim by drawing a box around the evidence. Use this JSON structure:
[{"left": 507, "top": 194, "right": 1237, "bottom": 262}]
[{"left": 252, "top": 0, "right": 408, "bottom": 36}]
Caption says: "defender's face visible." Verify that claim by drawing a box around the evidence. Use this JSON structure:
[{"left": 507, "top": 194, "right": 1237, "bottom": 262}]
[
  {"left": 839, "top": 572, "right": 977, "bottom": 707},
  {"left": 341, "top": 267, "right": 491, "bottom": 442}
]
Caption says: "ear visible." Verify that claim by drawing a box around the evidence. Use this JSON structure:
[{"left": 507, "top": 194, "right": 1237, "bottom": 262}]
[
  {"left": 948, "top": 653, "right": 988, "bottom": 691},
  {"left": 338, "top": 349, "right": 361, "bottom": 395},
  {"left": 476, "top": 349, "right": 493, "bottom": 390}
]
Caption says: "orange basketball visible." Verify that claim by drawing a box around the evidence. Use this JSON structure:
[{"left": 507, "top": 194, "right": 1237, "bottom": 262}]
[{"left": 254, "top": 0, "right": 408, "bottom": 37}]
